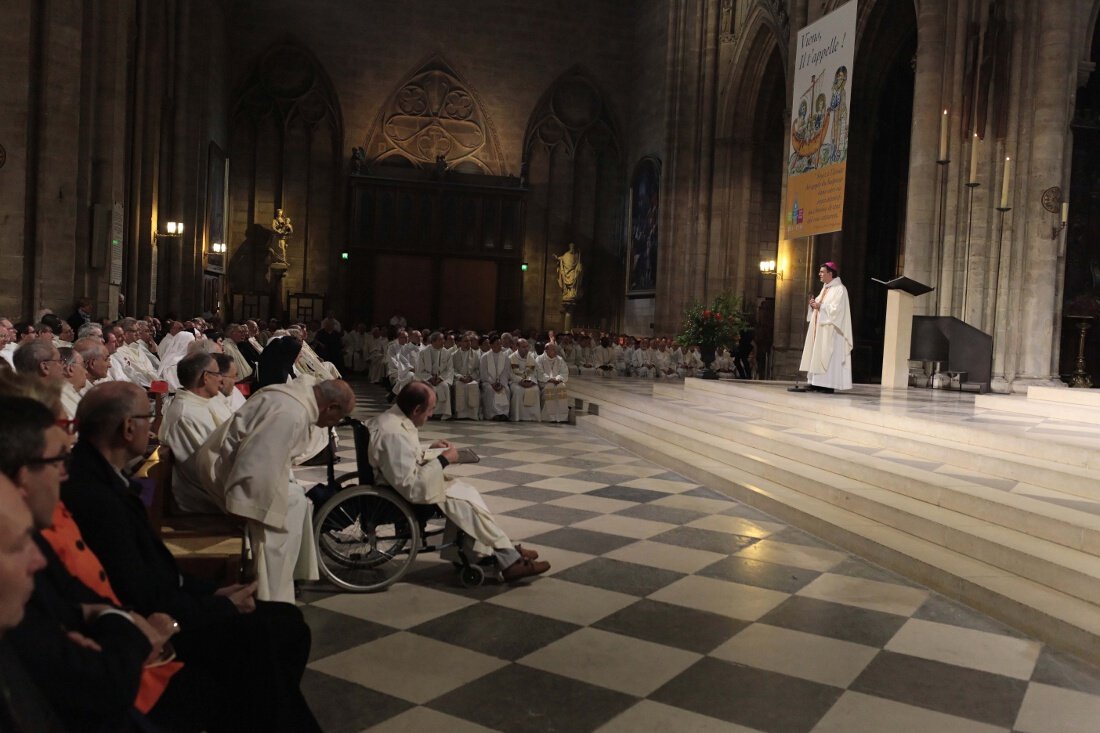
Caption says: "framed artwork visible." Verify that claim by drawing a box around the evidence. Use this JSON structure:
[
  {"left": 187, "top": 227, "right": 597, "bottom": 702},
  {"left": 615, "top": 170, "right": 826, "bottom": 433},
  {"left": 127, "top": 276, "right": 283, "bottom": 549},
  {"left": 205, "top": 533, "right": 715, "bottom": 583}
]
[
  {"left": 627, "top": 157, "right": 660, "bottom": 295},
  {"left": 205, "top": 142, "right": 228, "bottom": 274}
]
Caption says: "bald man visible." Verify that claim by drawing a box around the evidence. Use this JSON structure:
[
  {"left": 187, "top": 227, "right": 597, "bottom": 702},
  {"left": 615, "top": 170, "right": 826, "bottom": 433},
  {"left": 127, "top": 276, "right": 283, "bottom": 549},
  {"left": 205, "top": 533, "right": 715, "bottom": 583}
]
[
  {"left": 197, "top": 376, "right": 355, "bottom": 602},
  {"left": 369, "top": 382, "right": 549, "bottom": 581}
]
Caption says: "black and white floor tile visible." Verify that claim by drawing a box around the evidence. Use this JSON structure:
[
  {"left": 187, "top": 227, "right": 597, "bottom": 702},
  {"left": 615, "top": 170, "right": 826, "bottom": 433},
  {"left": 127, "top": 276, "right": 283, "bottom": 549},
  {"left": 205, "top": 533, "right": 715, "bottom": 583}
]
[{"left": 292, "top": 382, "right": 1100, "bottom": 733}]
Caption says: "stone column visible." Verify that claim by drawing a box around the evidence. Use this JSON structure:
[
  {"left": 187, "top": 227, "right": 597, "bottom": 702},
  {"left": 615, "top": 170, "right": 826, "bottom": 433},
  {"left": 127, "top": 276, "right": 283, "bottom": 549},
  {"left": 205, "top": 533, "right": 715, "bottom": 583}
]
[
  {"left": 903, "top": 0, "right": 947, "bottom": 313},
  {"left": 1016, "top": 0, "right": 1073, "bottom": 387}
]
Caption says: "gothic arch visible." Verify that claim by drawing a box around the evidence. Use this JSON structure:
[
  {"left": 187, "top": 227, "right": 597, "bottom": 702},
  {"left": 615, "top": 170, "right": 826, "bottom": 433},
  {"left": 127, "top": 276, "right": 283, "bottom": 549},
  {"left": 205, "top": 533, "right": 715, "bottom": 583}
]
[
  {"left": 226, "top": 39, "right": 344, "bottom": 312},
  {"left": 718, "top": 10, "right": 786, "bottom": 140},
  {"left": 364, "top": 55, "right": 507, "bottom": 175},
  {"left": 521, "top": 67, "right": 624, "bottom": 331}
]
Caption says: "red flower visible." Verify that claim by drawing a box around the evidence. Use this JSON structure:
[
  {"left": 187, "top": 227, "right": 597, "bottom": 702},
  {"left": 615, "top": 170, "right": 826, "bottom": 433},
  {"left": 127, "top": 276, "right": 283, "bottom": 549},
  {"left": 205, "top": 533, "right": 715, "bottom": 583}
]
[
  {"left": 716, "top": 313, "right": 723, "bottom": 320},
  {"left": 703, "top": 310, "right": 711, "bottom": 318}
]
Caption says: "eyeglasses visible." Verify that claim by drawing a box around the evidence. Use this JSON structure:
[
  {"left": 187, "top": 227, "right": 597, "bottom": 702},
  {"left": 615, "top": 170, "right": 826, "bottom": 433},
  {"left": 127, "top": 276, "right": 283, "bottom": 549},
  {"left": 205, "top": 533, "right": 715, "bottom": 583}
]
[
  {"left": 55, "top": 417, "right": 78, "bottom": 434},
  {"left": 25, "top": 451, "right": 73, "bottom": 469}
]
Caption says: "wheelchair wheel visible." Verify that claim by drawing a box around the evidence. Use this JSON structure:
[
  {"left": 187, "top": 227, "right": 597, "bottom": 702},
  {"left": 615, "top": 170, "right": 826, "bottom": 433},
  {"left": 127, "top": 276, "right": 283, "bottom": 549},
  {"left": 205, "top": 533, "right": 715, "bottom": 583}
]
[
  {"left": 313, "top": 485, "right": 420, "bottom": 592},
  {"left": 458, "top": 564, "right": 485, "bottom": 588}
]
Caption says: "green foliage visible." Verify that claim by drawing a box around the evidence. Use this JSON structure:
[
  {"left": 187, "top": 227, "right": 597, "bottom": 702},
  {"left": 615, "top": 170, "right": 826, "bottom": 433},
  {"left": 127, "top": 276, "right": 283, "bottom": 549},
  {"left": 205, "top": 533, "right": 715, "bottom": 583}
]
[{"left": 675, "top": 292, "right": 748, "bottom": 349}]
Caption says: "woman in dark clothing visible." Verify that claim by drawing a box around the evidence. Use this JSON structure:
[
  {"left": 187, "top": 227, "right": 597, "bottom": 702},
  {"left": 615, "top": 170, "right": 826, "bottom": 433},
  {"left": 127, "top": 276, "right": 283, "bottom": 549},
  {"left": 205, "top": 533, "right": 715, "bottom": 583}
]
[{"left": 255, "top": 335, "right": 302, "bottom": 389}]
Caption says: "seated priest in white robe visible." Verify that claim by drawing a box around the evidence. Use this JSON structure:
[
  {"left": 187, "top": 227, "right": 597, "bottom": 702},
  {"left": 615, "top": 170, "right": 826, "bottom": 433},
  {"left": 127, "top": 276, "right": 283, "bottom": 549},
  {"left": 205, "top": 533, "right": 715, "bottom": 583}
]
[
  {"left": 654, "top": 343, "right": 678, "bottom": 379},
  {"left": 368, "top": 382, "right": 550, "bottom": 581},
  {"left": 577, "top": 336, "right": 599, "bottom": 377},
  {"left": 415, "top": 332, "right": 454, "bottom": 419},
  {"left": 509, "top": 339, "right": 541, "bottom": 422},
  {"left": 679, "top": 345, "right": 704, "bottom": 377},
  {"left": 197, "top": 376, "right": 355, "bottom": 602},
  {"left": 594, "top": 338, "right": 616, "bottom": 378},
  {"left": 632, "top": 339, "right": 657, "bottom": 378},
  {"left": 536, "top": 342, "right": 569, "bottom": 423},
  {"left": 221, "top": 333, "right": 255, "bottom": 383},
  {"left": 612, "top": 340, "right": 628, "bottom": 376},
  {"left": 479, "top": 335, "right": 512, "bottom": 421},
  {"left": 294, "top": 333, "right": 342, "bottom": 380},
  {"left": 109, "top": 319, "right": 160, "bottom": 387},
  {"left": 157, "top": 331, "right": 196, "bottom": 392},
  {"left": 159, "top": 352, "right": 231, "bottom": 514},
  {"left": 211, "top": 353, "right": 245, "bottom": 420},
  {"left": 365, "top": 327, "right": 387, "bottom": 383},
  {"left": 451, "top": 335, "right": 481, "bottom": 420},
  {"left": 558, "top": 336, "right": 580, "bottom": 376},
  {"left": 342, "top": 323, "right": 370, "bottom": 375},
  {"left": 245, "top": 320, "right": 265, "bottom": 356}
]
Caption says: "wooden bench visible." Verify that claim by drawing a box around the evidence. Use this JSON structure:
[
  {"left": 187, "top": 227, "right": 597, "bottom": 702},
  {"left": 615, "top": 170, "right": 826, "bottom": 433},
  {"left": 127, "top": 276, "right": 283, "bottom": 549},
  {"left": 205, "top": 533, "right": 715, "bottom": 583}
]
[{"left": 146, "top": 446, "right": 251, "bottom": 586}]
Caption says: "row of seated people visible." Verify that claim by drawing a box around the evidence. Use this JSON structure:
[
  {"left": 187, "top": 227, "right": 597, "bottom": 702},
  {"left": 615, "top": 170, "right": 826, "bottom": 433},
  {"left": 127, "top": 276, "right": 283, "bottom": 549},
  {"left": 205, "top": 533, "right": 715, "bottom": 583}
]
[
  {"left": 0, "top": 374, "right": 324, "bottom": 731},
  {"left": 385, "top": 332, "right": 570, "bottom": 422}
]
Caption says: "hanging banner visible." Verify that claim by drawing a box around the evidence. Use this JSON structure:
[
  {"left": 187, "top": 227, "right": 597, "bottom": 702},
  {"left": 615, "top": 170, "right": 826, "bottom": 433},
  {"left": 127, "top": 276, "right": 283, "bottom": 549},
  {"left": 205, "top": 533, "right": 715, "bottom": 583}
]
[{"left": 784, "top": 0, "right": 856, "bottom": 239}]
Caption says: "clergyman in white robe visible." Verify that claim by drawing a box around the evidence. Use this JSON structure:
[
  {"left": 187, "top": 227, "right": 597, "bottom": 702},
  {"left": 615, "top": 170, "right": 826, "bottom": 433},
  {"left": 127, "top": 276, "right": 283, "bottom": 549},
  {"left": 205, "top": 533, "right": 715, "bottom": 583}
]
[
  {"left": 415, "top": 337, "right": 454, "bottom": 419},
  {"left": 159, "top": 389, "right": 227, "bottom": 514},
  {"left": 798, "top": 266, "right": 854, "bottom": 391},
  {"left": 536, "top": 345, "right": 569, "bottom": 423},
  {"left": 509, "top": 343, "right": 541, "bottom": 422},
  {"left": 196, "top": 376, "right": 330, "bottom": 602},
  {"left": 451, "top": 341, "right": 481, "bottom": 420},
  {"left": 479, "top": 342, "right": 512, "bottom": 420},
  {"left": 368, "top": 403, "right": 522, "bottom": 570}
]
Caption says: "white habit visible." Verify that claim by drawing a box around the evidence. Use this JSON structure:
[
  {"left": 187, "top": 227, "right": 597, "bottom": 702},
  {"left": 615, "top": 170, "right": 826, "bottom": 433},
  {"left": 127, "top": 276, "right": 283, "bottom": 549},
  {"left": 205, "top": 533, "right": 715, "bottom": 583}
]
[
  {"left": 415, "top": 346, "right": 453, "bottom": 418},
  {"left": 536, "top": 353, "right": 569, "bottom": 422},
  {"left": 158, "top": 390, "right": 227, "bottom": 514},
  {"left": 479, "top": 350, "right": 511, "bottom": 419},
  {"left": 196, "top": 377, "right": 320, "bottom": 602},
  {"left": 451, "top": 347, "right": 481, "bottom": 420},
  {"left": 509, "top": 351, "right": 541, "bottom": 422}
]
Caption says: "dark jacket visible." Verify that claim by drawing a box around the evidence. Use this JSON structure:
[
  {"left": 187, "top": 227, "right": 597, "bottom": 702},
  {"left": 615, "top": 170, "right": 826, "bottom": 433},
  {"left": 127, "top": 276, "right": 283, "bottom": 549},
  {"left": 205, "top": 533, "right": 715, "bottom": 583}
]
[
  {"left": 4, "top": 537, "right": 149, "bottom": 732},
  {"left": 59, "top": 441, "right": 237, "bottom": 630}
]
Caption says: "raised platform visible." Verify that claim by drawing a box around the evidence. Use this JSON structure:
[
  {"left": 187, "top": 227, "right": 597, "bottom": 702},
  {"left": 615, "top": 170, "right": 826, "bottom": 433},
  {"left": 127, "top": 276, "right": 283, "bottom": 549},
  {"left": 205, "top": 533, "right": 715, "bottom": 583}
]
[
  {"left": 976, "top": 385, "right": 1100, "bottom": 427},
  {"left": 570, "top": 377, "right": 1100, "bottom": 666}
]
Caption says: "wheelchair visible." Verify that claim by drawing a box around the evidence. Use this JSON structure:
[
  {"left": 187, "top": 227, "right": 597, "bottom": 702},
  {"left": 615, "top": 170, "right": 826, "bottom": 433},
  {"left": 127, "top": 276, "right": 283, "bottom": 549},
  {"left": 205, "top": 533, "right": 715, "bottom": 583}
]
[{"left": 312, "top": 417, "right": 494, "bottom": 592}]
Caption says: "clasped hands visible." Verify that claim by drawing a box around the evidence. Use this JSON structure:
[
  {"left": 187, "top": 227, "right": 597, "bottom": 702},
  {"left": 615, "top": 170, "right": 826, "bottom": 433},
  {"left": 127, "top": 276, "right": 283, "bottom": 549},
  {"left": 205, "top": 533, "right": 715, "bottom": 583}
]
[{"left": 808, "top": 296, "right": 821, "bottom": 311}]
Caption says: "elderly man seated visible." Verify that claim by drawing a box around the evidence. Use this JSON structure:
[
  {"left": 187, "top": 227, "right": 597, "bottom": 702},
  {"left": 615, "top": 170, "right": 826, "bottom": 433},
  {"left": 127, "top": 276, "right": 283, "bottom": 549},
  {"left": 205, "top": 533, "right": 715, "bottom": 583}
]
[{"left": 369, "top": 382, "right": 550, "bottom": 581}]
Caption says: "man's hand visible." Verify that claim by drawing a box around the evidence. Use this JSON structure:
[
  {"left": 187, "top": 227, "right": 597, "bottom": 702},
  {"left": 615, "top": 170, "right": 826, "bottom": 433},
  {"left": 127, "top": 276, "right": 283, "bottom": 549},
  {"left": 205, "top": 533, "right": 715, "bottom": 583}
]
[
  {"left": 522, "top": 379, "right": 535, "bottom": 387},
  {"left": 216, "top": 581, "right": 258, "bottom": 613},
  {"left": 493, "top": 383, "right": 504, "bottom": 392},
  {"left": 66, "top": 630, "right": 103, "bottom": 652},
  {"left": 431, "top": 439, "right": 460, "bottom": 463},
  {"left": 130, "top": 613, "right": 172, "bottom": 665}
]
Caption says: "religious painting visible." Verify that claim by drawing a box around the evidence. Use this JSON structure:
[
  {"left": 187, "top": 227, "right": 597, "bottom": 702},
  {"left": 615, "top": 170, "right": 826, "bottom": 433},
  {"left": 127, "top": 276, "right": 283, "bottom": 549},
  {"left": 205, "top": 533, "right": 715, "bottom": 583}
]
[
  {"left": 628, "top": 157, "right": 660, "bottom": 294},
  {"left": 784, "top": 0, "right": 856, "bottom": 238},
  {"left": 205, "top": 141, "right": 228, "bottom": 274}
]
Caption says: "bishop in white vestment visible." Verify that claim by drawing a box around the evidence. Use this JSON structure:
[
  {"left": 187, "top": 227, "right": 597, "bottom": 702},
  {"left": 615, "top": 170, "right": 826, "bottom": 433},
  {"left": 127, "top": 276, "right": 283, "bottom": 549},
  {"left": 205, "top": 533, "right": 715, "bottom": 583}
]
[{"left": 798, "top": 262, "right": 853, "bottom": 392}]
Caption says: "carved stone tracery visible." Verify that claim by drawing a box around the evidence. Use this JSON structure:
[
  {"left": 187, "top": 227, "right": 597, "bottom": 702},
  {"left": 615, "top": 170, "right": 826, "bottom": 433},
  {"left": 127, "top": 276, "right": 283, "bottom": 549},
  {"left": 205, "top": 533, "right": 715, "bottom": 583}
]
[{"left": 366, "top": 56, "right": 506, "bottom": 175}]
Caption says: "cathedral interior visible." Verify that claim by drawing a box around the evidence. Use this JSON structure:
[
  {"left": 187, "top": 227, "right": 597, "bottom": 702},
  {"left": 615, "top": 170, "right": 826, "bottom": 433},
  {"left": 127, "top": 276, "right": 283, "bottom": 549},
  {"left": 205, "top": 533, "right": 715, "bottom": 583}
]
[
  {"left": 5, "top": 0, "right": 1100, "bottom": 391},
  {"left": 7, "top": 3, "right": 1100, "bottom": 731}
]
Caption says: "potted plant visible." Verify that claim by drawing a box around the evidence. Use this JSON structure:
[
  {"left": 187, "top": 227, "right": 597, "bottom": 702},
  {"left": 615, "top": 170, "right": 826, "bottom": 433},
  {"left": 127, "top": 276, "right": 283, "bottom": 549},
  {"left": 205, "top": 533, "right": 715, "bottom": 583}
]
[{"left": 675, "top": 293, "right": 747, "bottom": 379}]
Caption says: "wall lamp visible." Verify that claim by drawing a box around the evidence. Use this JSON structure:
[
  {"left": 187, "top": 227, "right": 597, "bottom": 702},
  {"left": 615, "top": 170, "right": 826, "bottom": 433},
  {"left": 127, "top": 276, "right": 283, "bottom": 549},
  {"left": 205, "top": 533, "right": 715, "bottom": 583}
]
[
  {"left": 759, "top": 259, "right": 782, "bottom": 280},
  {"left": 209, "top": 242, "right": 227, "bottom": 254},
  {"left": 153, "top": 221, "right": 184, "bottom": 243}
]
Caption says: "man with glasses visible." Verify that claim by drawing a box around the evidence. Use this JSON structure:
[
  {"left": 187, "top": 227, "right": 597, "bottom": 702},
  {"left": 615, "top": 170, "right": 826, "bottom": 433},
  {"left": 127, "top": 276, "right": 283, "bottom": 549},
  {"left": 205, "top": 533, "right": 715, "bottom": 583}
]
[
  {"left": 60, "top": 381, "right": 321, "bottom": 730},
  {"left": 158, "top": 353, "right": 229, "bottom": 513},
  {"left": 12, "top": 339, "right": 65, "bottom": 385},
  {"left": 211, "top": 353, "right": 245, "bottom": 416}
]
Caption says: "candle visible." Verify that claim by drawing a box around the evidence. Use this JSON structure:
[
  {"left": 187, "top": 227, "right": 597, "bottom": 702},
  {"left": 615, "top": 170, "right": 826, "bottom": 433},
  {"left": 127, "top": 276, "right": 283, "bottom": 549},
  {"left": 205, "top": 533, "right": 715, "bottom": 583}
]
[
  {"left": 1062, "top": 201, "right": 1069, "bottom": 225},
  {"left": 999, "top": 157, "right": 1012, "bottom": 209},
  {"left": 969, "top": 133, "right": 980, "bottom": 184},
  {"left": 939, "top": 110, "right": 949, "bottom": 161}
]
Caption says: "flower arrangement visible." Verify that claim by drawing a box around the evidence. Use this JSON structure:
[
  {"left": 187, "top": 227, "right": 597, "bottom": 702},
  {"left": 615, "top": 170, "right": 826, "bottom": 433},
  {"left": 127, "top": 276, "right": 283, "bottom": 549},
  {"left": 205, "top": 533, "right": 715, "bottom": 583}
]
[{"left": 675, "top": 292, "right": 747, "bottom": 350}]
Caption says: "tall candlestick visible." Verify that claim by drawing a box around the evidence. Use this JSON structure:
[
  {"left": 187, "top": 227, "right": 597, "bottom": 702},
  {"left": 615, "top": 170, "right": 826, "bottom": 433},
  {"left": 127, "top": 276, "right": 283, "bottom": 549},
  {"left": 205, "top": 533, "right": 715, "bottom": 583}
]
[
  {"left": 939, "top": 109, "right": 949, "bottom": 161},
  {"left": 999, "top": 157, "right": 1012, "bottom": 209},
  {"left": 1062, "top": 201, "right": 1069, "bottom": 225},
  {"left": 968, "top": 133, "right": 980, "bottom": 184}
]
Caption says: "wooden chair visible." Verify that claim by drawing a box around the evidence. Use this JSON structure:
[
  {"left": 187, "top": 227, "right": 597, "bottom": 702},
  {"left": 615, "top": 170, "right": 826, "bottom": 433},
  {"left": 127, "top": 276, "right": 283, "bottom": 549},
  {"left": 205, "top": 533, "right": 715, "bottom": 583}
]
[{"left": 147, "top": 446, "right": 251, "bottom": 585}]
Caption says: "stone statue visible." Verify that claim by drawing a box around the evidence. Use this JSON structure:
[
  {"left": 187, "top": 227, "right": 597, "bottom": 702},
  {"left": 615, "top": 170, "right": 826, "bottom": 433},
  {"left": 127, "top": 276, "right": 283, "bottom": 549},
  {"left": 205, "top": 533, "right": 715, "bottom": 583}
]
[
  {"left": 351, "top": 146, "right": 365, "bottom": 174},
  {"left": 271, "top": 208, "right": 293, "bottom": 265},
  {"left": 554, "top": 242, "right": 583, "bottom": 302}
]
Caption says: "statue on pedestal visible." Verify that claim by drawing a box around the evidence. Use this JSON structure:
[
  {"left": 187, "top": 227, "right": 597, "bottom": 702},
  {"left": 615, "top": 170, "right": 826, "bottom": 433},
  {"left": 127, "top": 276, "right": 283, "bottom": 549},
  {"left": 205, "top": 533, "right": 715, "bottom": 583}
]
[
  {"left": 270, "top": 208, "right": 293, "bottom": 266},
  {"left": 554, "top": 242, "right": 583, "bottom": 303}
]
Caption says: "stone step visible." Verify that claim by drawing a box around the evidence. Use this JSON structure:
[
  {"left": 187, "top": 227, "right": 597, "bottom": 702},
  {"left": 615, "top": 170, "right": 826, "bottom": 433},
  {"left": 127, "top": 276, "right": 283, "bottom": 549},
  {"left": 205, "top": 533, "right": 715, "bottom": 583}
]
[
  {"left": 591, "top": 393, "right": 1100, "bottom": 557},
  {"left": 975, "top": 393, "right": 1100, "bottom": 426},
  {"left": 577, "top": 411, "right": 1100, "bottom": 666},
  {"left": 1029, "top": 385, "right": 1100, "bottom": 408},
  {"left": 675, "top": 379, "right": 1099, "bottom": 500},
  {"left": 589, "top": 398, "right": 1100, "bottom": 606}
]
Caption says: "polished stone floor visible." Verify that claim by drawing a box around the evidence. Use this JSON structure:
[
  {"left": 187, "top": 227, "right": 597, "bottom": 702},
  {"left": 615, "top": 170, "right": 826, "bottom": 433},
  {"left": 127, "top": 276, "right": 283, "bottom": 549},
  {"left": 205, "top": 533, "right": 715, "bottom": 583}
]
[{"left": 291, "top": 381, "right": 1100, "bottom": 733}]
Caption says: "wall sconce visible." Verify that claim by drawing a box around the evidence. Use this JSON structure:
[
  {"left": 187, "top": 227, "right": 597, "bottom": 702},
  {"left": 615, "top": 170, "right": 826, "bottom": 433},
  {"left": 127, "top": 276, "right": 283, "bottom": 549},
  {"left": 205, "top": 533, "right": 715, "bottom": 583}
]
[
  {"left": 153, "top": 221, "right": 184, "bottom": 243},
  {"left": 209, "top": 242, "right": 226, "bottom": 254},
  {"left": 759, "top": 259, "right": 782, "bottom": 280}
]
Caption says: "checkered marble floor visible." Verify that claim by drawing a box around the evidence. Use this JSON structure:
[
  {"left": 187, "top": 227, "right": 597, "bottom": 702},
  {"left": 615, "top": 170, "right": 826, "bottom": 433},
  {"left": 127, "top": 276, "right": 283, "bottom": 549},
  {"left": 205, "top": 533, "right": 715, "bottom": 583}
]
[{"left": 291, "top": 382, "right": 1100, "bottom": 733}]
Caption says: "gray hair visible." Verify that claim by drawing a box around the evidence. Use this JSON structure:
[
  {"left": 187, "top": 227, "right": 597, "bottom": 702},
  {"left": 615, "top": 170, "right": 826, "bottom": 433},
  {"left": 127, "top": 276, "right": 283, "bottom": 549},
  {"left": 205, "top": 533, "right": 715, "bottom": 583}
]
[
  {"left": 77, "top": 323, "right": 104, "bottom": 340},
  {"left": 13, "top": 340, "right": 57, "bottom": 374}
]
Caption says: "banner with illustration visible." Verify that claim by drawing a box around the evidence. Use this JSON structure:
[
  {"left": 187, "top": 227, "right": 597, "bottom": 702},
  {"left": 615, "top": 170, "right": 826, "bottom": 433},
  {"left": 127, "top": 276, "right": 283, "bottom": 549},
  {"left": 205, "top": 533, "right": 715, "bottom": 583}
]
[{"left": 784, "top": 0, "right": 856, "bottom": 239}]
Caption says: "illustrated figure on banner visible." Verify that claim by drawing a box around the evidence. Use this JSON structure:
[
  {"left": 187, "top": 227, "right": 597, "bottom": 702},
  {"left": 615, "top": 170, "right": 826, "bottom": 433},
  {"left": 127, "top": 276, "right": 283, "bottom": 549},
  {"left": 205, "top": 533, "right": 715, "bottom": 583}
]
[
  {"left": 828, "top": 66, "right": 849, "bottom": 163},
  {"left": 555, "top": 243, "right": 583, "bottom": 302},
  {"left": 271, "top": 208, "right": 293, "bottom": 265}
]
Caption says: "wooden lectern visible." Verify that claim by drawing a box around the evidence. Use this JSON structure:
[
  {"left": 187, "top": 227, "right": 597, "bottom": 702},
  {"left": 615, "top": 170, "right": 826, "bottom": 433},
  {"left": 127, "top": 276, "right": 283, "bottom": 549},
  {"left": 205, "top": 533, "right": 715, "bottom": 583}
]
[{"left": 873, "top": 276, "right": 934, "bottom": 389}]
